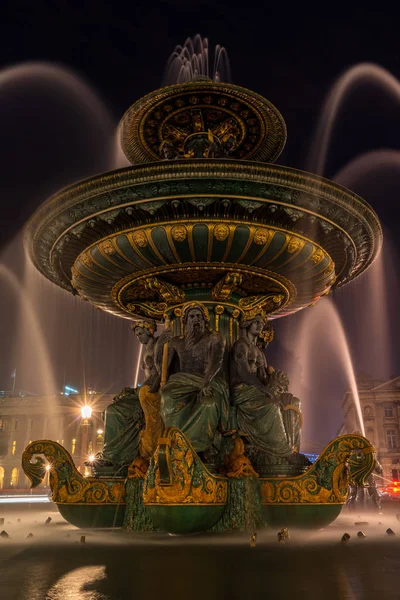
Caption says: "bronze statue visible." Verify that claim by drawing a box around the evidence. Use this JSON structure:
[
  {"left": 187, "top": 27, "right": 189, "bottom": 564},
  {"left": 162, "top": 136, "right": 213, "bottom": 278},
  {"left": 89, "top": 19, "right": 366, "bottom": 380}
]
[
  {"left": 96, "top": 319, "right": 160, "bottom": 470},
  {"left": 159, "top": 303, "right": 229, "bottom": 460},
  {"left": 230, "top": 313, "right": 307, "bottom": 465}
]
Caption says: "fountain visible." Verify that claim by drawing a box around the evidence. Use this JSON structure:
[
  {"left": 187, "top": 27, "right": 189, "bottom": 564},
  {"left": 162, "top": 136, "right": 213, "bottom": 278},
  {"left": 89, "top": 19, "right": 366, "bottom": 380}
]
[{"left": 21, "top": 39, "right": 382, "bottom": 532}]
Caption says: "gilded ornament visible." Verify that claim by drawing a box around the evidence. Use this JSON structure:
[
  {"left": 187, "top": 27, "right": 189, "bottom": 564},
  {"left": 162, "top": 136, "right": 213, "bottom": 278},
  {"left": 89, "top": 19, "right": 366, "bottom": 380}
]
[
  {"left": 231, "top": 309, "right": 241, "bottom": 319},
  {"left": 311, "top": 249, "right": 325, "bottom": 265},
  {"left": 171, "top": 224, "right": 187, "bottom": 242},
  {"left": 287, "top": 237, "right": 304, "bottom": 254},
  {"left": 258, "top": 324, "right": 274, "bottom": 344},
  {"left": 260, "top": 434, "right": 375, "bottom": 505},
  {"left": 101, "top": 240, "right": 116, "bottom": 256},
  {"left": 22, "top": 440, "right": 126, "bottom": 505},
  {"left": 214, "top": 305, "right": 225, "bottom": 315},
  {"left": 212, "top": 272, "right": 242, "bottom": 301},
  {"left": 225, "top": 436, "right": 259, "bottom": 478},
  {"left": 214, "top": 224, "right": 230, "bottom": 241},
  {"left": 324, "top": 262, "right": 335, "bottom": 276},
  {"left": 132, "top": 230, "right": 148, "bottom": 248},
  {"left": 174, "top": 307, "right": 182, "bottom": 317},
  {"left": 254, "top": 228, "right": 270, "bottom": 245},
  {"left": 81, "top": 253, "right": 93, "bottom": 267},
  {"left": 131, "top": 319, "right": 157, "bottom": 334},
  {"left": 144, "top": 276, "right": 185, "bottom": 304},
  {"left": 143, "top": 428, "right": 228, "bottom": 505}
]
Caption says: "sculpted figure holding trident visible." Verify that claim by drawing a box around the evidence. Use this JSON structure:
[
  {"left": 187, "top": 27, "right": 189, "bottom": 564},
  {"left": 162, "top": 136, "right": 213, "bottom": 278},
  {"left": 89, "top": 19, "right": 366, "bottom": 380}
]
[{"left": 159, "top": 303, "right": 229, "bottom": 461}]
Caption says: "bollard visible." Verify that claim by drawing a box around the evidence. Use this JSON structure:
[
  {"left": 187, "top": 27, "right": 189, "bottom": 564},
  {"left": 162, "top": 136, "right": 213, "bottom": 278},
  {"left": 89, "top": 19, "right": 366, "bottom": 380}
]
[
  {"left": 80, "top": 535, "right": 86, "bottom": 544},
  {"left": 357, "top": 531, "right": 366, "bottom": 538},
  {"left": 45, "top": 517, "right": 52, "bottom": 525},
  {"left": 386, "top": 528, "right": 395, "bottom": 536},
  {"left": 25, "top": 533, "right": 33, "bottom": 538},
  {"left": 277, "top": 527, "right": 290, "bottom": 543},
  {"left": 0, "top": 518, "right": 4, "bottom": 526},
  {"left": 396, "top": 515, "right": 400, "bottom": 522},
  {"left": 249, "top": 532, "right": 257, "bottom": 548},
  {"left": 341, "top": 533, "right": 350, "bottom": 543}
]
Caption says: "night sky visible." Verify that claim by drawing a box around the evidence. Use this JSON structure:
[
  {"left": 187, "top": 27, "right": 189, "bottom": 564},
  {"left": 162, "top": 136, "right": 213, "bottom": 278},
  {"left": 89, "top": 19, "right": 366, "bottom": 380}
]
[{"left": 0, "top": 3, "right": 399, "bottom": 446}]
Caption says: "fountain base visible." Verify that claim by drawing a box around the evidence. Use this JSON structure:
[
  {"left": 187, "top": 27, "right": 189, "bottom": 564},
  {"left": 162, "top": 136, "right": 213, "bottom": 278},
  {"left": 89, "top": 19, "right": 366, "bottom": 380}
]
[{"left": 22, "top": 430, "right": 376, "bottom": 532}]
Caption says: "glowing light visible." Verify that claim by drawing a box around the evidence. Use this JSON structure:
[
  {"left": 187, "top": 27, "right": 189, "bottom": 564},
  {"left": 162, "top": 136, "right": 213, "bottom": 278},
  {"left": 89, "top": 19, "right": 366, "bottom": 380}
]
[
  {"left": 89, "top": 454, "right": 95, "bottom": 462},
  {"left": 45, "top": 464, "right": 51, "bottom": 471},
  {"left": 97, "top": 429, "right": 103, "bottom": 435},
  {"left": 81, "top": 405, "right": 92, "bottom": 419}
]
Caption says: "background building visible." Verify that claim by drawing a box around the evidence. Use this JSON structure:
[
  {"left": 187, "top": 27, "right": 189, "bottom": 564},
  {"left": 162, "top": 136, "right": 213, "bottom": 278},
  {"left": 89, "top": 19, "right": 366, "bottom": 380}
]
[
  {"left": 341, "top": 374, "right": 400, "bottom": 484},
  {"left": 0, "top": 390, "right": 115, "bottom": 491}
]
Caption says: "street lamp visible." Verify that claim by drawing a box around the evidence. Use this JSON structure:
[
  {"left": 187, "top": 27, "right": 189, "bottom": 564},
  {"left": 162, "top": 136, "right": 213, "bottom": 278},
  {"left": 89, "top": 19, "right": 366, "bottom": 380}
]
[{"left": 81, "top": 405, "right": 92, "bottom": 419}]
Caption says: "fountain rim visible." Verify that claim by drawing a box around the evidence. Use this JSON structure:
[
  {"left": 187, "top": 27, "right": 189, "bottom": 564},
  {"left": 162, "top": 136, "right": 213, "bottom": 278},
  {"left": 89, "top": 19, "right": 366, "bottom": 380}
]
[
  {"left": 24, "top": 158, "right": 383, "bottom": 300},
  {"left": 25, "top": 158, "right": 382, "bottom": 237}
]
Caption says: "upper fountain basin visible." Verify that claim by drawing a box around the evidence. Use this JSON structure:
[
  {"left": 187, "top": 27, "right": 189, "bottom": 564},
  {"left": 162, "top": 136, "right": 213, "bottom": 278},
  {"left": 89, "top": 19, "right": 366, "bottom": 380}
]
[{"left": 25, "top": 159, "right": 382, "bottom": 322}]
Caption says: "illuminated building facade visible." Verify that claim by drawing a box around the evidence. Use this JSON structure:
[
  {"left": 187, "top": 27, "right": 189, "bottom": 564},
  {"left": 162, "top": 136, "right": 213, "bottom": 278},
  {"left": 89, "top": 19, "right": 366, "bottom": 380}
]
[
  {"left": 0, "top": 391, "right": 114, "bottom": 490},
  {"left": 341, "top": 375, "right": 400, "bottom": 483}
]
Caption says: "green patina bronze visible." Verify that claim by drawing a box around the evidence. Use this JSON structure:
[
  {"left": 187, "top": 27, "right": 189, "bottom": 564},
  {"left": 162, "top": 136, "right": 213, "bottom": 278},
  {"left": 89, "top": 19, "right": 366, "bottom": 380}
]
[{"left": 21, "top": 69, "right": 382, "bottom": 532}]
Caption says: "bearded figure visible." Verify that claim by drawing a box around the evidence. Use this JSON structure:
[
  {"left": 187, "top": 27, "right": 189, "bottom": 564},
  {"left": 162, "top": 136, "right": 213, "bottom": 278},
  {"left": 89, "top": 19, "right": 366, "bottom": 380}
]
[{"left": 159, "top": 303, "right": 229, "bottom": 461}]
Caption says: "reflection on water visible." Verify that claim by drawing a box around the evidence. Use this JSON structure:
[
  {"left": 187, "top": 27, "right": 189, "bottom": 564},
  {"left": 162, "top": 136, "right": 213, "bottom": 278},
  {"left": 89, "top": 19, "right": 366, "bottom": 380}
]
[
  {"left": 3, "top": 535, "right": 398, "bottom": 600},
  {"left": 47, "top": 566, "right": 108, "bottom": 600}
]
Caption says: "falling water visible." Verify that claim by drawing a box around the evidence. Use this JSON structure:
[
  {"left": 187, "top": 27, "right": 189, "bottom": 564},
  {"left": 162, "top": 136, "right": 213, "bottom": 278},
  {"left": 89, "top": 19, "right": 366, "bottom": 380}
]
[
  {"left": 333, "top": 149, "right": 400, "bottom": 380},
  {"left": 133, "top": 345, "right": 143, "bottom": 388},
  {"left": 307, "top": 63, "right": 400, "bottom": 176},
  {"left": 286, "top": 297, "right": 365, "bottom": 438},
  {"left": 164, "top": 35, "right": 231, "bottom": 85},
  {"left": 0, "top": 264, "right": 57, "bottom": 401}
]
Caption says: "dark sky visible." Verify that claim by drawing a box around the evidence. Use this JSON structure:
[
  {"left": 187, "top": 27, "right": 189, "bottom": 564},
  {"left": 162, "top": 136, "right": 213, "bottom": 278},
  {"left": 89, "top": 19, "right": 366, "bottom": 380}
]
[{"left": 0, "top": 2, "right": 400, "bottom": 445}]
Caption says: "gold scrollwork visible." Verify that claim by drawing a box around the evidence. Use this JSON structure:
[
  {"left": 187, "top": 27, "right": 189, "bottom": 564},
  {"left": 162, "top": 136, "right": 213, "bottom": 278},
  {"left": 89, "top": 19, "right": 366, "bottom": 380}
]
[
  {"left": 144, "top": 276, "right": 185, "bottom": 304},
  {"left": 143, "top": 428, "right": 228, "bottom": 505},
  {"left": 212, "top": 272, "right": 243, "bottom": 301},
  {"left": 260, "top": 434, "right": 375, "bottom": 505},
  {"left": 239, "top": 293, "right": 285, "bottom": 321},
  {"left": 22, "top": 440, "right": 125, "bottom": 504}
]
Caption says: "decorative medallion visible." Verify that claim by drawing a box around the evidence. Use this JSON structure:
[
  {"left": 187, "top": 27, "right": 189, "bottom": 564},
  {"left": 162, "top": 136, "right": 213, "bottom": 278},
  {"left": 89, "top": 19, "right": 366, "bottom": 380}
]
[
  {"left": 171, "top": 224, "right": 187, "bottom": 242},
  {"left": 254, "top": 228, "right": 270, "bottom": 245},
  {"left": 287, "top": 236, "right": 304, "bottom": 254},
  {"left": 132, "top": 231, "right": 148, "bottom": 248},
  {"left": 214, "top": 223, "right": 230, "bottom": 241}
]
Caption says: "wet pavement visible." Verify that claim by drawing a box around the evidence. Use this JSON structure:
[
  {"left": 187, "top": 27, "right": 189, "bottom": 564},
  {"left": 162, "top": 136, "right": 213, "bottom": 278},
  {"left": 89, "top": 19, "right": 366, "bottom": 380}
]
[{"left": 0, "top": 501, "right": 399, "bottom": 599}]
